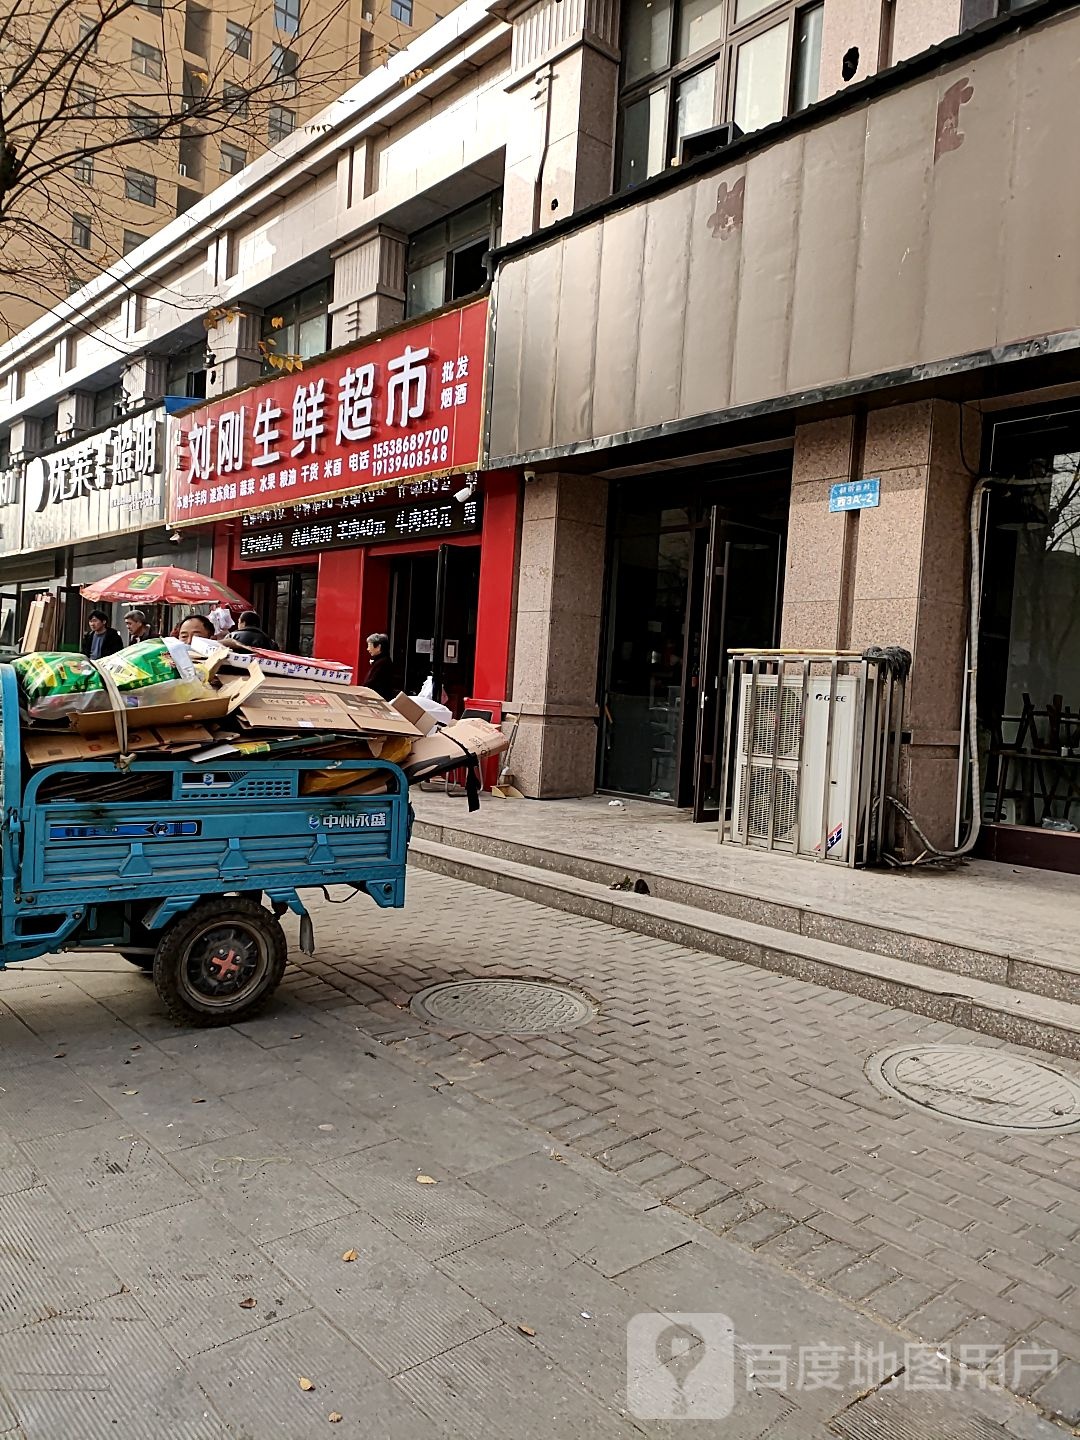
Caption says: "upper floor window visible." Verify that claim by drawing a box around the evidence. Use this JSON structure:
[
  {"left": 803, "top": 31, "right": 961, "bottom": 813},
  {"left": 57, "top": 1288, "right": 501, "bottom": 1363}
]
[
  {"left": 616, "top": 0, "right": 823, "bottom": 189},
  {"left": 271, "top": 42, "right": 299, "bottom": 90},
  {"left": 220, "top": 141, "right": 247, "bottom": 175},
  {"left": 225, "top": 19, "right": 252, "bottom": 57},
  {"left": 267, "top": 103, "right": 296, "bottom": 143},
  {"left": 405, "top": 193, "right": 501, "bottom": 320},
  {"left": 123, "top": 229, "right": 145, "bottom": 255},
  {"left": 275, "top": 0, "right": 300, "bottom": 34},
  {"left": 260, "top": 278, "right": 331, "bottom": 370},
  {"left": 391, "top": 0, "right": 413, "bottom": 23},
  {"left": 125, "top": 167, "right": 157, "bottom": 206},
  {"left": 72, "top": 153, "right": 94, "bottom": 185},
  {"left": 71, "top": 213, "right": 93, "bottom": 249},
  {"left": 131, "top": 38, "right": 163, "bottom": 79},
  {"left": 73, "top": 83, "right": 97, "bottom": 118}
]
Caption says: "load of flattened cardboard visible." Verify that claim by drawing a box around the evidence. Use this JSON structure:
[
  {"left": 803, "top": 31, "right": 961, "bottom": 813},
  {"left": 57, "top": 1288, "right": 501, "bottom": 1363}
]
[{"left": 13, "top": 640, "right": 507, "bottom": 807}]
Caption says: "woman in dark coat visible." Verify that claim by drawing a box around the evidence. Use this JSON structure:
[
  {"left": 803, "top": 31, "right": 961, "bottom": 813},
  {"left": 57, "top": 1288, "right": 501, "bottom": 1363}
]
[
  {"left": 80, "top": 610, "right": 124, "bottom": 660},
  {"left": 363, "top": 632, "right": 397, "bottom": 699}
]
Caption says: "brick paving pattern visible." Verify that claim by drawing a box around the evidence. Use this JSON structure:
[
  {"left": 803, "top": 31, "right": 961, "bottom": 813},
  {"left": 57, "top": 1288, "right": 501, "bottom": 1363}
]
[
  {"left": 288, "top": 869, "right": 1080, "bottom": 1428},
  {"left": 0, "top": 867, "right": 1076, "bottom": 1435}
]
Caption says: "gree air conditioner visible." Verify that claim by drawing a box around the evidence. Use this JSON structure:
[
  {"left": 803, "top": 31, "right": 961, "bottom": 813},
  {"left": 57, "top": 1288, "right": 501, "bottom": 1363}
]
[{"left": 731, "top": 674, "right": 862, "bottom": 862}]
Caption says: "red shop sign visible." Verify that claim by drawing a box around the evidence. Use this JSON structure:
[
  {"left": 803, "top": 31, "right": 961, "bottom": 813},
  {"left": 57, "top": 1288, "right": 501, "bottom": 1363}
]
[{"left": 168, "top": 298, "right": 487, "bottom": 526}]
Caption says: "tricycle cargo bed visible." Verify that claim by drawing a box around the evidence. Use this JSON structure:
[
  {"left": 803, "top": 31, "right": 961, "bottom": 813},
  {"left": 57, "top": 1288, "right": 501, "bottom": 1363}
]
[{"left": 20, "top": 760, "right": 407, "bottom": 905}]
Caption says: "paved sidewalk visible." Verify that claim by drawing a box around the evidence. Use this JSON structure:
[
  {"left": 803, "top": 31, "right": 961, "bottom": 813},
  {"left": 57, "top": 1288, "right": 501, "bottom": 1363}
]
[
  {"left": 412, "top": 790, "right": 1078, "bottom": 975},
  {"left": 0, "top": 873, "right": 1074, "bottom": 1436}
]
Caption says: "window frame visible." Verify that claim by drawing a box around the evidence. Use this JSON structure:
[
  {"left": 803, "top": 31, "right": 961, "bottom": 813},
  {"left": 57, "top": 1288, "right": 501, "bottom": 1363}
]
[
  {"left": 72, "top": 153, "right": 94, "bottom": 185},
  {"left": 390, "top": 0, "right": 413, "bottom": 23},
  {"left": 274, "top": 0, "right": 300, "bottom": 34},
  {"left": 124, "top": 167, "right": 158, "bottom": 206},
  {"left": 271, "top": 42, "right": 300, "bottom": 89},
  {"left": 71, "top": 213, "right": 93, "bottom": 249},
  {"left": 225, "top": 19, "right": 253, "bottom": 57},
  {"left": 220, "top": 141, "right": 247, "bottom": 175},
  {"left": 72, "top": 83, "right": 97, "bottom": 118},
  {"left": 77, "top": 16, "right": 98, "bottom": 50},
  {"left": 615, "top": 0, "right": 824, "bottom": 188},
  {"left": 122, "top": 229, "right": 146, "bottom": 256},
  {"left": 131, "top": 37, "right": 163, "bottom": 79},
  {"left": 267, "top": 103, "right": 297, "bottom": 143},
  {"left": 128, "top": 104, "right": 159, "bottom": 139},
  {"left": 222, "top": 82, "right": 249, "bottom": 117}
]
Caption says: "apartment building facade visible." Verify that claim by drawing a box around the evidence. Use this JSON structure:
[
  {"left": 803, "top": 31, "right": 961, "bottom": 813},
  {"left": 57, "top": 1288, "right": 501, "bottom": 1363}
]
[
  {"left": 1, "top": 0, "right": 1076, "bottom": 873},
  {"left": 1, "top": 0, "right": 452, "bottom": 341}
]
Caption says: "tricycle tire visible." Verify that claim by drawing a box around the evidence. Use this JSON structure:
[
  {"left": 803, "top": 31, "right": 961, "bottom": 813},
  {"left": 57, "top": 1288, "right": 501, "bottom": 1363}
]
[{"left": 153, "top": 897, "right": 287, "bottom": 1027}]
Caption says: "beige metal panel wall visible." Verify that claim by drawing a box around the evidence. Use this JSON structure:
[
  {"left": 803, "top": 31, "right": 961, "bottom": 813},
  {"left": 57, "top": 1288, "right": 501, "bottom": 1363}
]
[{"left": 489, "top": 9, "right": 1080, "bottom": 465}]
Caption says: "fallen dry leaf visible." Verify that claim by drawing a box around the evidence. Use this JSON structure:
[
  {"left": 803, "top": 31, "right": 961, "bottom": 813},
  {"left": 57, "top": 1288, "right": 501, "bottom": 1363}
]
[
  {"left": 238, "top": 1297, "right": 257, "bottom": 1309},
  {"left": 131, "top": 1044, "right": 141, "bottom": 1051},
  {"left": 328, "top": 1415, "right": 343, "bottom": 1425},
  {"left": 299, "top": 1377, "right": 315, "bottom": 1392},
  {"left": 291, "top": 1033, "right": 304, "bottom": 1040},
  {"left": 192, "top": 1098, "right": 206, "bottom": 1104},
  {"left": 416, "top": 1174, "right": 437, "bottom": 1185},
  {"left": 54, "top": 1052, "right": 66, "bottom": 1059},
  {"left": 341, "top": 1249, "right": 359, "bottom": 1263},
  {"left": 122, "top": 1090, "right": 139, "bottom": 1096},
  {"left": 517, "top": 1324, "right": 537, "bottom": 1337}
]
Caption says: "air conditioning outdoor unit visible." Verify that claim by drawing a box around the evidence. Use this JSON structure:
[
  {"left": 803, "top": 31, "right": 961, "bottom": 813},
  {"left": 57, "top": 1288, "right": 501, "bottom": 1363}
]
[{"left": 730, "top": 671, "right": 884, "bottom": 864}]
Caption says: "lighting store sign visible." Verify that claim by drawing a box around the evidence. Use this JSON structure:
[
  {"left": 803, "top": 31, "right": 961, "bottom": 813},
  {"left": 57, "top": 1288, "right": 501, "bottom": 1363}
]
[
  {"left": 21, "top": 409, "right": 166, "bottom": 552},
  {"left": 169, "top": 299, "right": 487, "bottom": 526}
]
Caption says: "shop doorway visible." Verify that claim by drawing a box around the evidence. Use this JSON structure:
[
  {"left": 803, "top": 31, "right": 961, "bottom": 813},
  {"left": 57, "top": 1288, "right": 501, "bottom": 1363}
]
[
  {"left": 598, "top": 469, "right": 788, "bottom": 816},
  {"left": 250, "top": 569, "right": 318, "bottom": 655},
  {"left": 976, "top": 406, "right": 1080, "bottom": 874},
  {"left": 388, "top": 543, "right": 480, "bottom": 714}
]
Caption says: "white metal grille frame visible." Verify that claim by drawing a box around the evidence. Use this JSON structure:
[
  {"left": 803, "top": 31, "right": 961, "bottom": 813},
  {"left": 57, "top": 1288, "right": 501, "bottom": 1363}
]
[{"left": 721, "top": 651, "right": 906, "bottom": 867}]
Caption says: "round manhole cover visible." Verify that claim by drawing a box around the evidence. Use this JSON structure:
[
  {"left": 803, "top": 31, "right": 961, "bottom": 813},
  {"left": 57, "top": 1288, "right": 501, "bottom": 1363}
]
[
  {"left": 411, "top": 979, "right": 597, "bottom": 1035},
  {"left": 866, "top": 1044, "right": 1080, "bottom": 1134}
]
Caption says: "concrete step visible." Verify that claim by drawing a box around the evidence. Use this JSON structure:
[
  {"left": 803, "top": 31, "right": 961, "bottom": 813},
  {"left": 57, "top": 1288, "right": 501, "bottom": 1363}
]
[
  {"left": 410, "top": 837, "right": 1080, "bottom": 1060},
  {"left": 411, "top": 817, "right": 1078, "bottom": 1010}
]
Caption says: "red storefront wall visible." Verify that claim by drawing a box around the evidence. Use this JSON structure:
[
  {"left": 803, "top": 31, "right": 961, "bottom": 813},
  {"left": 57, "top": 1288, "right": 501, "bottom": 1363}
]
[{"left": 211, "top": 470, "right": 520, "bottom": 704}]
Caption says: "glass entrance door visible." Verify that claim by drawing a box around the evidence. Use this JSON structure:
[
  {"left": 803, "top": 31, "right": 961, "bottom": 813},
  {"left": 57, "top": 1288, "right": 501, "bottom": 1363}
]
[
  {"left": 692, "top": 517, "right": 784, "bottom": 823},
  {"left": 389, "top": 544, "right": 481, "bottom": 713}
]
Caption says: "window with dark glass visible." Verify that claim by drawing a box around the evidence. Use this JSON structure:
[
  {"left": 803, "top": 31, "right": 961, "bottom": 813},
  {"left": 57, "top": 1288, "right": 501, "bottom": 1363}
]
[
  {"left": 72, "top": 153, "right": 94, "bottom": 185},
  {"left": 268, "top": 103, "right": 296, "bottom": 142},
  {"left": 616, "top": 0, "right": 827, "bottom": 190},
  {"left": 125, "top": 168, "right": 157, "bottom": 206},
  {"left": 260, "top": 278, "right": 331, "bottom": 370},
  {"left": 405, "top": 193, "right": 501, "bottom": 319},
  {"left": 73, "top": 83, "right": 97, "bottom": 117},
  {"left": 71, "top": 213, "right": 92, "bottom": 249},
  {"left": 184, "top": 0, "right": 211, "bottom": 55},
  {"left": 391, "top": 0, "right": 413, "bottom": 22},
  {"left": 225, "top": 19, "right": 252, "bottom": 56},
  {"left": 128, "top": 104, "right": 158, "bottom": 139},
  {"left": 166, "top": 343, "right": 207, "bottom": 399},
  {"left": 272, "top": 42, "right": 299, "bottom": 88},
  {"left": 220, "top": 141, "right": 247, "bottom": 174},
  {"left": 123, "top": 230, "right": 145, "bottom": 255},
  {"left": 77, "top": 16, "right": 97, "bottom": 49}
]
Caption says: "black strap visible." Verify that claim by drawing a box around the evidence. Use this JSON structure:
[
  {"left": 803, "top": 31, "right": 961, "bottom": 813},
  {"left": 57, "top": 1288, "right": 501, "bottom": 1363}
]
[{"left": 409, "top": 734, "right": 482, "bottom": 811}]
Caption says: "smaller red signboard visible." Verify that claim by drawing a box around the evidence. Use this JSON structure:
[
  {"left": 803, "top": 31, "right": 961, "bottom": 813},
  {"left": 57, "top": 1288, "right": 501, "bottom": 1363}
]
[{"left": 168, "top": 298, "right": 487, "bottom": 526}]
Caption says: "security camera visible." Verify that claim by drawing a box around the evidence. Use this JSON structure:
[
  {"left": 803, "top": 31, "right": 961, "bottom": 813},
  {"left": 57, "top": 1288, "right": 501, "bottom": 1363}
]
[
  {"left": 454, "top": 477, "right": 477, "bottom": 504},
  {"left": 523, "top": 468, "right": 537, "bottom": 483},
  {"left": 168, "top": 529, "right": 181, "bottom": 544}
]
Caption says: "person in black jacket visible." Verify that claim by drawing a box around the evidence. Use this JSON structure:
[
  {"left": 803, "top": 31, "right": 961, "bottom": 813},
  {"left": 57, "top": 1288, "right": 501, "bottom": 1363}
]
[
  {"left": 363, "top": 632, "right": 397, "bottom": 699},
  {"left": 80, "top": 610, "right": 124, "bottom": 660},
  {"left": 229, "top": 611, "right": 276, "bottom": 649}
]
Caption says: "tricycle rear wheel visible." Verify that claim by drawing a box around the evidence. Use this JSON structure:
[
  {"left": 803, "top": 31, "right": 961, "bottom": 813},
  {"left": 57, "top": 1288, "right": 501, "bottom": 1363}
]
[{"left": 153, "top": 897, "right": 287, "bottom": 1027}]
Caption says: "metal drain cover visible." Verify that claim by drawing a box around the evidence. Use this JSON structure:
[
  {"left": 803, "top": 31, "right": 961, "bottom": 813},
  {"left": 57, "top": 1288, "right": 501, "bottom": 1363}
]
[
  {"left": 411, "top": 979, "right": 596, "bottom": 1035},
  {"left": 866, "top": 1044, "right": 1080, "bottom": 1134}
]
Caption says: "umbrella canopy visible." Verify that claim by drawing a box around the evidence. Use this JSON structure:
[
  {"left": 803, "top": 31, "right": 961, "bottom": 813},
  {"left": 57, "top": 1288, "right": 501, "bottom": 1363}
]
[{"left": 80, "top": 567, "right": 250, "bottom": 610}]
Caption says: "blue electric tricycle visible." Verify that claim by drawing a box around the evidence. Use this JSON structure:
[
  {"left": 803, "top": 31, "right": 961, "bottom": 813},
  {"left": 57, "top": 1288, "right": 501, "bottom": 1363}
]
[{"left": 0, "top": 663, "right": 411, "bottom": 1026}]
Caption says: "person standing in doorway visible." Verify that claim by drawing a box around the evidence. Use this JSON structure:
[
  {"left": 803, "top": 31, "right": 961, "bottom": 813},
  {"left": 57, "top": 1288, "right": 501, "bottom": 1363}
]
[
  {"left": 229, "top": 611, "right": 276, "bottom": 648},
  {"left": 80, "top": 610, "right": 123, "bottom": 660},
  {"left": 363, "top": 632, "right": 397, "bottom": 699},
  {"left": 123, "top": 609, "right": 155, "bottom": 646}
]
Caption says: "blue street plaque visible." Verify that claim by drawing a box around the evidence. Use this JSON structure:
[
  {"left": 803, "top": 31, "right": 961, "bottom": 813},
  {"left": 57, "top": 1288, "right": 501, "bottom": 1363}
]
[{"left": 829, "top": 478, "right": 881, "bottom": 512}]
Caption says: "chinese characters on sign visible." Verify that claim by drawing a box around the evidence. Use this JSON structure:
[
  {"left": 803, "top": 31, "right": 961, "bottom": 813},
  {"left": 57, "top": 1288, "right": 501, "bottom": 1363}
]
[
  {"left": 236, "top": 479, "right": 482, "bottom": 561},
  {"left": 20, "top": 411, "right": 166, "bottom": 553},
  {"left": 169, "top": 299, "right": 487, "bottom": 526},
  {"left": 829, "top": 478, "right": 881, "bottom": 512}
]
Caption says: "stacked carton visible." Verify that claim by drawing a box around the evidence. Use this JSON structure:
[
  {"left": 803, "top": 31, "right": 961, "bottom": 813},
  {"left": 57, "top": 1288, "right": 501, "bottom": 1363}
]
[{"left": 16, "top": 646, "right": 508, "bottom": 807}]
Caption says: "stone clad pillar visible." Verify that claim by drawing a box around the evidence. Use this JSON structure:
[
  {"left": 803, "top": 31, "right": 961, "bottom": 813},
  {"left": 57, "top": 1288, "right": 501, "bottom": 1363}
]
[
  {"left": 205, "top": 308, "right": 263, "bottom": 397},
  {"left": 508, "top": 473, "right": 608, "bottom": 797},
  {"left": 7, "top": 415, "right": 43, "bottom": 459},
  {"left": 56, "top": 391, "right": 95, "bottom": 441},
  {"left": 330, "top": 228, "right": 406, "bottom": 348},
  {"left": 781, "top": 399, "right": 978, "bottom": 850}
]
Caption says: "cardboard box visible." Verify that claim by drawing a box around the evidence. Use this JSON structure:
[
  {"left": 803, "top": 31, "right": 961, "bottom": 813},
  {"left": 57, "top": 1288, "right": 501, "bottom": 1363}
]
[
  {"left": 402, "top": 717, "right": 508, "bottom": 779},
  {"left": 234, "top": 679, "right": 421, "bottom": 739},
  {"left": 69, "top": 667, "right": 264, "bottom": 735},
  {"left": 23, "top": 724, "right": 214, "bottom": 767},
  {"left": 390, "top": 693, "right": 439, "bottom": 736},
  {"left": 192, "top": 637, "right": 354, "bottom": 686}
]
